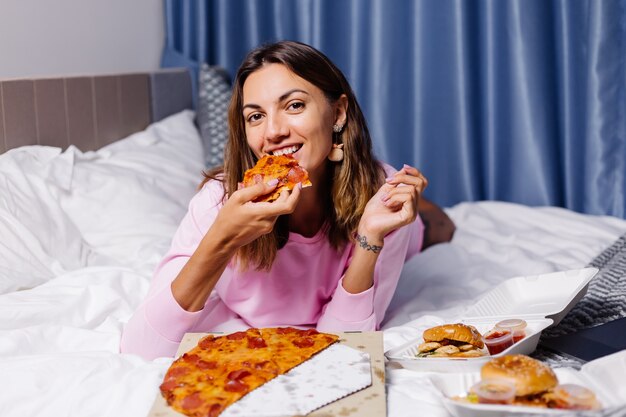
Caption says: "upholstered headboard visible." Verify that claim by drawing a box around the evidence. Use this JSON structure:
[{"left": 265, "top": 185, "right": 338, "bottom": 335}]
[{"left": 0, "top": 68, "right": 192, "bottom": 153}]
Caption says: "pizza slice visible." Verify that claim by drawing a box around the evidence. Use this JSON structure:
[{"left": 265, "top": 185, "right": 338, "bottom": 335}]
[
  {"left": 160, "top": 329, "right": 278, "bottom": 417},
  {"left": 260, "top": 327, "right": 340, "bottom": 373},
  {"left": 242, "top": 154, "right": 312, "bottom": 202},
  {"left": 159, "top": 327, "right": 338, "bottom": 417}
]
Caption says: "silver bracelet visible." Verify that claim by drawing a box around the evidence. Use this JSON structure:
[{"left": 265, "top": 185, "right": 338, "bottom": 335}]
[{"left": 355, "top": 233, "right": 383, "bottom": 253}]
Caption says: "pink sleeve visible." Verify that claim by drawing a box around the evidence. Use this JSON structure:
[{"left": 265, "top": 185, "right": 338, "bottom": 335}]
[
  {"left": 316, "top": 215, "right": 424, "bottom": 332},
  {"left": 120, "top": 181, "right": 236, "bottom": 360}
]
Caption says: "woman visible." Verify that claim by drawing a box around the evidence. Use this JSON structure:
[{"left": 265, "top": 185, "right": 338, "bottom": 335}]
[{"left": 121, "top": 41, "right": 454, "bottom": 359}]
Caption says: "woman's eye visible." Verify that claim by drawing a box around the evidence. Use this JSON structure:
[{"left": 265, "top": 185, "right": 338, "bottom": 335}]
[
  {"left": 288, "top": 102, "right": 304, "bottom": 111},
  {"left": 247, "top": 113, "right": 263, "bottom": 123}
]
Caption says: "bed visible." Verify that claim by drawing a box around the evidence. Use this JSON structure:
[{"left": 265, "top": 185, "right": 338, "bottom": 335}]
[{"left": 1, "top": 69, "right": 625, "bottom": 417}]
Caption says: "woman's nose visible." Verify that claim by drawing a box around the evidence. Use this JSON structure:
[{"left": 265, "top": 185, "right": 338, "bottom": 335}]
[{"left": 264, "top": 113, "right": 289, "bottom": 142}]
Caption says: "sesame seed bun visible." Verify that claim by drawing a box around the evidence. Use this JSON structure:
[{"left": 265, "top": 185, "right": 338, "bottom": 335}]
[
  {"left": 481, "top": 354, "right": 558, "bottom": 397},
  {"left": 423, "top": 323, "right": 485, "bottom": 349}
]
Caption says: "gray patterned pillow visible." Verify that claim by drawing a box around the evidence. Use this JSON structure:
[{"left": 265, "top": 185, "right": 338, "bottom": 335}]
[{"left": 197, "top": 64, "right": 231, "bottom": 168}]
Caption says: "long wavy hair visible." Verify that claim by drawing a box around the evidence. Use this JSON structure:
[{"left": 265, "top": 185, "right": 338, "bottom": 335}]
[{"left": 201, "top": 40, "right": 384, "bottom": 271}]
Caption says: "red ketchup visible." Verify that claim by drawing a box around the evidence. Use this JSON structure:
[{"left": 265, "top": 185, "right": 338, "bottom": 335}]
[
  {"left": 483, "top": 329, "right": 514, "bottom": 355},
  {"left": 495, "top": 319, "right": 527, "bottom": 343}
]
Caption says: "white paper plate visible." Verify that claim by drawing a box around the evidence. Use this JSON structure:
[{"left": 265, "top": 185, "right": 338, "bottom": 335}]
[
  {"left": 428, "top": 367, "right": 617, "bottom": 417},
  {"left": 385, "top": 317, "right": 553, "bottom": 373},
  {"left": 464, "top": 268, "right": 598, "bottom": 326}
]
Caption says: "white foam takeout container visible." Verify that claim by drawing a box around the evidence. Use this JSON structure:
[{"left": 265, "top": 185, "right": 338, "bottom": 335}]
[
  {"left": 428, "top": 349, "right": 626, "bottom": 417},
  {"left": 385, "top": 268, "right": 599, "bottom": 373}
]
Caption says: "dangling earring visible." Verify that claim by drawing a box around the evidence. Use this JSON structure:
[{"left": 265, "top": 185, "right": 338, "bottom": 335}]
[{"left": 328, "top": 143, "right": 344, "bottom": 162}]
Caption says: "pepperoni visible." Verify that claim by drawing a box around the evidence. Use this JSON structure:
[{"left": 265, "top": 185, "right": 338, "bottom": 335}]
[
  {"left": 227, "top": 369, "right": 251, "bottom": 380},
  {"left": 276, "top": 327, "right": 297, "bottom": 334},
  {"left": 226, "top": 331, "right": 247, "bottom": 340},
  {"left": 293, "top": 337, "right": 315, "bottom": 348},
  {"left": 247, "top": 336, "right": 267, "bottom": 349},
  {"left": 208, "top": 404, "right": 223, "bottom": 417},
  {"left": 166, "top": 366, "right": 189, "bottom": 378},
  {"left": 287, "top": 167, "right": 307, "bottom": 183},
  {"left": 159, "top": 379, "right": 179, "bottom": 392},
  {"left": 198, "top": 336, "right": 216, "bottom": 349},
  {"left": 224, "top": 379, "right": 249, "bottom": 393},
  {"left": 182, "top": 353, "right": 200, "bottom": 364},
  {"left": 181, "top": 392, "right": 203, "bottom": 410},
  {"left": 301, "top": 329, "right": 319, "bottom": 336},
  {"left": 197, "top": 360, "right": 218, "bottom": 370}
]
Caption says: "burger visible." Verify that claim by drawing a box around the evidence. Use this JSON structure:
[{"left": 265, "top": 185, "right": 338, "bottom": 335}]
[
  {"left": 416, "top": 323, "right": 486, "bottom": 358},
  {"left": 458, "top": 355, "right": 602, "bottom": 410},
  {"left": 480, "top": 354, "right": 558, "bottom": 406}
]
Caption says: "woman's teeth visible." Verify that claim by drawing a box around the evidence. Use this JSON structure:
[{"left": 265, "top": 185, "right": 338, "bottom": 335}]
[{"left": 272, "top": 145, "right": 300, "bottom": 156}]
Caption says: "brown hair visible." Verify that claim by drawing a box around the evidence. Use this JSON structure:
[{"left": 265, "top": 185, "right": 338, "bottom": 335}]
[{"left": 201, "top": 40, "right": 384, "bottom": 270}]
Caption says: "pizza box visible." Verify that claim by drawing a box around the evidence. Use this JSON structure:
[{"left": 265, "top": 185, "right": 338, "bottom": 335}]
[
  {"left": 428, "top": 349, "right": 626, "bottom": 417},
  {"left": 385, "top": 268, "right": 598, "bottom": 373},
  {"left": 147, "top": 330, "right": 386, "bottom": 417}
]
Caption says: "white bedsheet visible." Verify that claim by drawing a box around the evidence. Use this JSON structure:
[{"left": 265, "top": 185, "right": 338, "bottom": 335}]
[{"left": 1, "top": 111, "right": 625, "bottom": 416}]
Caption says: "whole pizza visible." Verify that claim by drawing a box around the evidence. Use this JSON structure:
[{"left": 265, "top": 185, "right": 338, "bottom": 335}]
[
  {"left": 242, "top": 154, "right": 312, "bottom": 202},
  {"left": 159, "top": 327, "right": 339, "bottom": 417}
]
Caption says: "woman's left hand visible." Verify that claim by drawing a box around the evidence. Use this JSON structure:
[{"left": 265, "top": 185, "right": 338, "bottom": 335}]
[{"left": 358, "top": 164, "right": 428, "bottom": 242}]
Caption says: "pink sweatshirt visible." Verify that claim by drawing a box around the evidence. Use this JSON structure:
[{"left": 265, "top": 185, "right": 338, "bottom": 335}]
[{"left": 121, "top": 167, "right": 424, "bottom": 359}]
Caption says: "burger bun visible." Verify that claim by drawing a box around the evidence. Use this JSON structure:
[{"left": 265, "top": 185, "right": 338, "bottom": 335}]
[
  {"left": 481, "top": 354, "right": 558, "bottom": 397},
  {"left": 423, "top": 323, "right": 484, "bottom": 349}
]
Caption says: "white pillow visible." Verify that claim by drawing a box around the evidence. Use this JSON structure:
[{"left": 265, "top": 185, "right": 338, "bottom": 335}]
[
  {"left": 0, "top": 147, "right": 91, "bottom": 293},
  {"left": 49, "top": 110, "right": 205, "bottom": 273}
]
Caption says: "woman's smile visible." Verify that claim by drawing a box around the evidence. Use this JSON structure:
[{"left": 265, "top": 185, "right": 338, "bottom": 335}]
[{"left": 242, "top": 63, "right": 338, "bottom": 178}]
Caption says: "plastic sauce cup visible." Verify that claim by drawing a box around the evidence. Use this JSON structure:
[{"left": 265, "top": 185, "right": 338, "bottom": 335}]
[
  {"left": 552, "top": 384, "right": 601, "bottom": 410},
  {"left": 495, "top": 319, "right": 527, "bottom": 343},
  {"left": 484, "top": 329, "right": 514, "bottom": 355},
  {"left": 470, "top": 378, "right": 516, "bottom": 404}
]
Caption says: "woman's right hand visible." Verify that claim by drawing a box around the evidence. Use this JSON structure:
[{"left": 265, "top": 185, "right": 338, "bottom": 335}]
[{"left": 211, "top": 179, "right": 302, "bottom": 249}]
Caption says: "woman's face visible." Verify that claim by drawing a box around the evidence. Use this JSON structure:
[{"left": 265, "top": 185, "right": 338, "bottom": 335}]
[{"left": 242, "top": 63, "right": 346, "bottom": 182}]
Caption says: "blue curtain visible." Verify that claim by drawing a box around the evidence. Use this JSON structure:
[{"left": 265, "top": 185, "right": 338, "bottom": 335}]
[{"left": 162, "top": 0, "right": 626, "bottom": 218}]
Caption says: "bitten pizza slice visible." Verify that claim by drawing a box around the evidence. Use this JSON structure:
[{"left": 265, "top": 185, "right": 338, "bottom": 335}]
[{"left": 242, "top": 154, "right": 312, "bottom": 202}]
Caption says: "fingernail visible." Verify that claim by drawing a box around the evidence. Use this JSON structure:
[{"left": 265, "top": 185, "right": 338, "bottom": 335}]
[
  {"left": 298, "top": 182, "right": 302, "bottom": 189},
  {"left": 385, "top": 176, "right": 394, "bottom": 183},
  {"left": 403, "top": 164, "right": 411, "bottom": 169},
  {"left": 267, "top": 178, "right": 279, "bottom": 186}
]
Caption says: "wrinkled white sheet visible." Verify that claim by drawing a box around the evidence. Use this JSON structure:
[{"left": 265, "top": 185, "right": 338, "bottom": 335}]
[
  {"left": 1, "top": 202, "right": 623, "bottom": 417},
  {"left": 2, "top": 111, "right": 626, "bottom": 416}
]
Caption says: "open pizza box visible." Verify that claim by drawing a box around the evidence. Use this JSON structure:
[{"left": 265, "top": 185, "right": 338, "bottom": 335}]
[
  {"left": 148, "top": 331, "right": 386, "bottom": 417},
  {"left": 385, "top": 268, "right": 598, "bottom": 373}
]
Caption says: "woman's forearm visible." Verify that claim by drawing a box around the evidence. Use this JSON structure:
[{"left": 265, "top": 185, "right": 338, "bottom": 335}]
[
  {"left": 171, "top": 227, "right": 238, "bottom": 312},
  {"left": 341, "top": 232, "right": 383, "bottom": 293}
]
